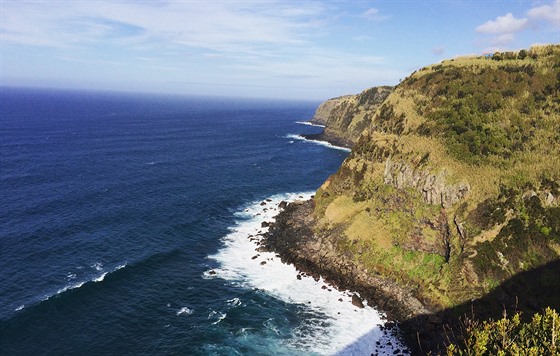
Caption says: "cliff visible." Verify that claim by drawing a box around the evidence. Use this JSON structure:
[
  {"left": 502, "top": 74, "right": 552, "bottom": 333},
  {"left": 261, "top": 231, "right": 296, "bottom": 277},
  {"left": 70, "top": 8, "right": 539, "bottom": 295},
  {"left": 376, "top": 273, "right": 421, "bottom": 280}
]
[
  {"left": 311, "top": 94, "right": 354, "bottom": 125},
  {"left": 273, "top": 45, "right": 560, "bottom": 353},
  {"left": 307, "top": 87, "right": 393, "bottom": 147}
]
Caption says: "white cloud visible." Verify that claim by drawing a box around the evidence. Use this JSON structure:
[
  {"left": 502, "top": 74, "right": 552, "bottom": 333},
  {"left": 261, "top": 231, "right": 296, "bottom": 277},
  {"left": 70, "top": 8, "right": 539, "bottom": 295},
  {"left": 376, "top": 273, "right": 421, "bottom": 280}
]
[
  {"left": 0, "top": 1, "right": 327, "bottom": 52},
  {"left": 475, "top": 1, "right": 559, "bottom": 52},
  {"left": 476, "top": 13, "right": 528, "bottom": 34},
  {"left": 528, "top": 0, "right": 560, "bottom": 28},
  {"left": 0, "top": 1, "right": 401, "bottom": 99},
  {"left": 361, "top": 8, "right": 388, "bottom": 21}
]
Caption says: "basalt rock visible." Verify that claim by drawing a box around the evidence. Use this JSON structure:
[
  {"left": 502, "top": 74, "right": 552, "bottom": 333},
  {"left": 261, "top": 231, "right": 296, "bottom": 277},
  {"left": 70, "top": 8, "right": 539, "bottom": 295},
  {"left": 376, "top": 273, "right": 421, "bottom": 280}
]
[
  {"left": 351, "top": 294, "right": 365, "bottom": 308},
  {"left": 383, "top": 158, "right": 470, "bottom": 208}
]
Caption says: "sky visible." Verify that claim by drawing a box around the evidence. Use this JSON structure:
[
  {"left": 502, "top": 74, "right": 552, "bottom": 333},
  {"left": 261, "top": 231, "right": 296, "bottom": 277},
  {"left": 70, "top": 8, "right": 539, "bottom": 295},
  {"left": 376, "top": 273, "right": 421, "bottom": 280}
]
[{"left": 1, "top": 0, "right": 559, "bottom": 100}]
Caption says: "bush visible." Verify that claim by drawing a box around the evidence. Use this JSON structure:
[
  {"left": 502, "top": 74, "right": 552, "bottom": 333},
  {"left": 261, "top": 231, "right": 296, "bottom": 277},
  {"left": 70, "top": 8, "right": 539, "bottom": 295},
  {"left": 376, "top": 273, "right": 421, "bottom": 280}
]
[{"left": 447, "top": 307, "right": 560, "bottom": 355}]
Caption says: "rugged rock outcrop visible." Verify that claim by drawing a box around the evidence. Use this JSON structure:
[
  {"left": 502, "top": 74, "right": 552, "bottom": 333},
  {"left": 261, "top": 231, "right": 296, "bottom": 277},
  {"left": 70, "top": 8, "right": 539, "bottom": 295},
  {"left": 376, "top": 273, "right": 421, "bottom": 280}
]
[
  {"left": 383, "top": 158, "right": 470, "bottom": 208},
  {"left": 307, "top": 86, "right": 393, "bottom": 147},
  {"left": 311, "top": 95, "right": 353, "bottom": 125}
]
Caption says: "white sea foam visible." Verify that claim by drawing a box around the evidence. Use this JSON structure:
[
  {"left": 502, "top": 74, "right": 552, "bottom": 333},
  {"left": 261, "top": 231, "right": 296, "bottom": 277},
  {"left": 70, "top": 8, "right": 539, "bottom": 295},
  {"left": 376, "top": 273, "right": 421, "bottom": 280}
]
[
  {"left": 286, "top": 134, "right": 351, "bottom": 152},
  {"left": 295, "top": 121, "right": 326, "bottom": 128},
  {"left": 212, "top": 312, "right": 227, "bottom": 325},
  {"left": 92, "top": 261, "right": 103, "bottom": 271},
  {"left": 93, "top": 272, "right": 109, "bottom": 282},
  {"left": 227, "top": 297, "right": 242, "bottom": 307},
  {"left": 55, "top": 281, "right": 86, "bottom": 296},
  {"left": 176, "top": 307, "right": 193, "bottom": 316},
  {"left": 93, "top": 263, "right": 126, "bottom": 282},
  {"left": 209, "top": 193, "right": 407, "bottom": 355},
  {"left": 208, "top": 310, "right": 227, "bottom": 325},
  {"left": 15, "top": 305, "right": 25, "bottom": 312}
]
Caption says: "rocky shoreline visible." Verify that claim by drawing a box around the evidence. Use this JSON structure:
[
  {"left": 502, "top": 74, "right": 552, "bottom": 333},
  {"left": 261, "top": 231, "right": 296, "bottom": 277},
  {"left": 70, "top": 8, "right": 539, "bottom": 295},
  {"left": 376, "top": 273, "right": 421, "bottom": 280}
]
[{"left": 262, "top": 199, "right": 440, "bottom": 353}]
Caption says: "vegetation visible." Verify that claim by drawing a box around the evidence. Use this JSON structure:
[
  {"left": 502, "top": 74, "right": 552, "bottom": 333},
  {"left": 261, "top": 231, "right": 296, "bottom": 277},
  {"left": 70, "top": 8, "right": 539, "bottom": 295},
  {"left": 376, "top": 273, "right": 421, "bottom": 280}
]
[
  {"left": 318, "top": 86, "right": 393, "bottom": 145},
  {"left": 313, "top": 44, "right": 560, "bottom": 314},
  {"left": 446, "top": 308, "right": 559, "bottom": 355},
  {"left": 408, "top": 47, "right": 560, "bottom": 165}
]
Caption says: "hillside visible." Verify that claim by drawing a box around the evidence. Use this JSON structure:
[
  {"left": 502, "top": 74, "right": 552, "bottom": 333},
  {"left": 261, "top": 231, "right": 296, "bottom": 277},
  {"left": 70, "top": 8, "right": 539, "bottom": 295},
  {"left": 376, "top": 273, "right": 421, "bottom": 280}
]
[
  {"left": 307, "top": 86, "right": 392, "bottom": 147},
  {"left": 269, "top": 44, "right": 560, "bottom": 353}
]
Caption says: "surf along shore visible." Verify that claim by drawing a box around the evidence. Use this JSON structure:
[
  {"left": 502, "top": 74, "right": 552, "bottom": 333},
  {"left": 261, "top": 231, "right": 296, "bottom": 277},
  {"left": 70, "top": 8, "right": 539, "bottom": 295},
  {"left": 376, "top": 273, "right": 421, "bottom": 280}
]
[{"left": 262, "top": 199, "right": 438, "bottom": 353}]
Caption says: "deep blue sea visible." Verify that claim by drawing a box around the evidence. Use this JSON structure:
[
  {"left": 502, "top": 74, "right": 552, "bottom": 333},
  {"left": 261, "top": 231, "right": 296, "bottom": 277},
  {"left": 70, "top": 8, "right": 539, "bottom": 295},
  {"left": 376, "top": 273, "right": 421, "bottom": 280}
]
[{"left": 0, "top": 88, "right": 405, "bottom": 355}]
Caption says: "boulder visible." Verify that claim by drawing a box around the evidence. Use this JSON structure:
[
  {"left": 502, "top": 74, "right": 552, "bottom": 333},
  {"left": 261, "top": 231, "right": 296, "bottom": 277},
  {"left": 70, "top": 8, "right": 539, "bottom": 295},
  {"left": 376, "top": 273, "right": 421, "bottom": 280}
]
[{"left": 352, "top": 294, "right": 365, "bottom": 308}]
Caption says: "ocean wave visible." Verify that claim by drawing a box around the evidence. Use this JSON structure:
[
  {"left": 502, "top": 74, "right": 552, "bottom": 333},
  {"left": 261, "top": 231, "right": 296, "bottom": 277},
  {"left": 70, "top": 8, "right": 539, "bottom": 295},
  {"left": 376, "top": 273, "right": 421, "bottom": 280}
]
[
  {"left": 53, "top": 262, "right": 127, "bottom": 297},
  {"left": 93, "top": 264, "right": 126, "bottom": 282},
  {"left": 12, "top": 262, "right": 129, "bottom": 313},
  {"left": 294, "top": 121, "right": 325, "bottom": 128},
  {"left": 285, "top": 134, "right": 351, "bottom": 152},
  {"left": 209, "top": 192, "right": 407, "bottom": 355},
  {"left": 12, "top": 249, "right": 187, "bottom": 315}
]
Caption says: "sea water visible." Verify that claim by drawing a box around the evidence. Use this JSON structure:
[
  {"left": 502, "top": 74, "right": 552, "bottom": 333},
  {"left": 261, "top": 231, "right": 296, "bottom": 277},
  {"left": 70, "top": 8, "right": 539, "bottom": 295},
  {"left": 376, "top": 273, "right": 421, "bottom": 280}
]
[{"left": 0, "top": 87, "right": 406, "bottom": 355}]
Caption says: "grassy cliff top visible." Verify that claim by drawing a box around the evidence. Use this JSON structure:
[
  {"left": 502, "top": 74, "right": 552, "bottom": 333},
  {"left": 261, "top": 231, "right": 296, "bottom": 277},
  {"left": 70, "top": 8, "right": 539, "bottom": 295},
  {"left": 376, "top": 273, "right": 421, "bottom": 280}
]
[{"left": 313, "top": 44, "right": 560, "bottom": 312}]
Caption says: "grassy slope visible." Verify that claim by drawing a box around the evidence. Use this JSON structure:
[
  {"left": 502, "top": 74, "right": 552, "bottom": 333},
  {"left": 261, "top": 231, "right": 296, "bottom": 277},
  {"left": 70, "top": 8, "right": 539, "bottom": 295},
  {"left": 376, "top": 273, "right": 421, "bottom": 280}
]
[{"left": 313, "top": 45, "right": 560, "bottom": 310}]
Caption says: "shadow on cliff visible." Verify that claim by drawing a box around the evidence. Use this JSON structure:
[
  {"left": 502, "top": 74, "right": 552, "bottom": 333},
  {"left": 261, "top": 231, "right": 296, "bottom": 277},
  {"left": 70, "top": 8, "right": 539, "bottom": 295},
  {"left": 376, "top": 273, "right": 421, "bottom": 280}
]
[{"left": 398, "top": 259, "right": 560, "bottom": 355}]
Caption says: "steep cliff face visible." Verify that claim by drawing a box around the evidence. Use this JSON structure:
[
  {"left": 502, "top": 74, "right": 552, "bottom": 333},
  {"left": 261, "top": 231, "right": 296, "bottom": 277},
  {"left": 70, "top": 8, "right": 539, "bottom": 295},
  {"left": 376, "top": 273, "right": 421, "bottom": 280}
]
[
  {"left": 311, "top": 94, "right": 353, "bottom": 125},
  {"left": 313, "top": 45, "right": 560, "bottom": 309},
  {"left": 309, "top": 86, "right": 392, "bottom": 147}
]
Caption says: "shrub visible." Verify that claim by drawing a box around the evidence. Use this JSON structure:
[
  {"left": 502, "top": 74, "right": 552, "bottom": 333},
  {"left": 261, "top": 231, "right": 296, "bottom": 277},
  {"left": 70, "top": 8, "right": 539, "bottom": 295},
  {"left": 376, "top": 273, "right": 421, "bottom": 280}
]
[{"left": 446, "top": 307, "right": 560, "bottom": 355}]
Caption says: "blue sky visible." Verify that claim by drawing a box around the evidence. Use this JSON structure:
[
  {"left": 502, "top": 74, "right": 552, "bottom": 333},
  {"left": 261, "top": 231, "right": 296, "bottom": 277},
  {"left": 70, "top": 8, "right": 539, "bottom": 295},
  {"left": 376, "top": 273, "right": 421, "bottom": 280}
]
[{"left": 1, "top": 1, "right": 559, "bottom": 100}]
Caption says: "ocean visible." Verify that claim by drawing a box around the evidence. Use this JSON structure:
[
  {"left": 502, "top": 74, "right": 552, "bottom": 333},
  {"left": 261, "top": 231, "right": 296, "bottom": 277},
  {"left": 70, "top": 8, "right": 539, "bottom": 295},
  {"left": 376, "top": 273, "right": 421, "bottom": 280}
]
[{"left": 0, "top": 88, "right": 406, "bottom": 355}]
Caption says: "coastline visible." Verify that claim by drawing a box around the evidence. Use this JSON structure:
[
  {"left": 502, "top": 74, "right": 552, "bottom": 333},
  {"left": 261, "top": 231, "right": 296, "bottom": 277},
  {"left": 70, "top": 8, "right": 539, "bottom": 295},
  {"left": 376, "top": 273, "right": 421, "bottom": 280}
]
[
  {"left": 301, "top": 132, "right": 353, "bottom": 151},
  {"left": 208, "top": 192, "right": 409, "bottom": 355},
  {"left": 262, "top": 199, "right": 435, "bottom": 353},
  {"left": 295, "top": 120, "right": 353, "bottom": 150}
]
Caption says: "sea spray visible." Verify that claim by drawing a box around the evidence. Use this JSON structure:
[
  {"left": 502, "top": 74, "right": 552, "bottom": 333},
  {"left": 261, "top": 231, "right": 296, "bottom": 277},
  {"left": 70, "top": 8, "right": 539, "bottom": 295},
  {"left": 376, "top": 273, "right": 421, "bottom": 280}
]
[
  {"left": 285, "top": 134, "right": 351, "bottom": 153},
  {"left": 209, "top": 192, "right": 407, "bottom": 355}
]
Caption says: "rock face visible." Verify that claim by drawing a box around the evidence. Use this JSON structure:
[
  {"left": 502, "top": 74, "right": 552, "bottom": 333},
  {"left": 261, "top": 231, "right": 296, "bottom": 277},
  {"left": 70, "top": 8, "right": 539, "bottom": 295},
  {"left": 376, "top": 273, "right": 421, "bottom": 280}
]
[
  {"left": 351, "top": 294, "right": 365, "bottom": 308},
  {"left": 383, "top": 158, "right": 470, "bottom": 208},
  {"left": 311, "top": 95, "right": 353, "bottom": 125},
  {"left": 308, "top": 87, "right": 393, "bottom": 147}
]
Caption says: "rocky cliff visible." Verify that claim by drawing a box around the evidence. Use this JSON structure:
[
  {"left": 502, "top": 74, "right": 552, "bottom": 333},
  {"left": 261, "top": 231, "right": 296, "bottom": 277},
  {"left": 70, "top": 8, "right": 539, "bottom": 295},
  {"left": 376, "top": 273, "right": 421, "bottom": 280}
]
[
  {"left": 274, "top": 45, "right": 560, "bottom": 353},
  {"left": 311, "top": 94, "right": 354, "bottom": 125},
  {"left": 307, "top": 87, "right": 392, "bottom": 147}
]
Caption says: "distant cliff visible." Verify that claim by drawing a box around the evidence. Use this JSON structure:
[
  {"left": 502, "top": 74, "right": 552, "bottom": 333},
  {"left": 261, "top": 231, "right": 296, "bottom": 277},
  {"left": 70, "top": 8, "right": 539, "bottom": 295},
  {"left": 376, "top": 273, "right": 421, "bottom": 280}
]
[
  {"left": 311, "top": 94, "right": 353, "bottom": 125},
  {"left": 307, "top": 87, "right": 392, "bottom": 147},
  {"left": 276, "top": 44, "right": 560, "bottom": 353}
]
